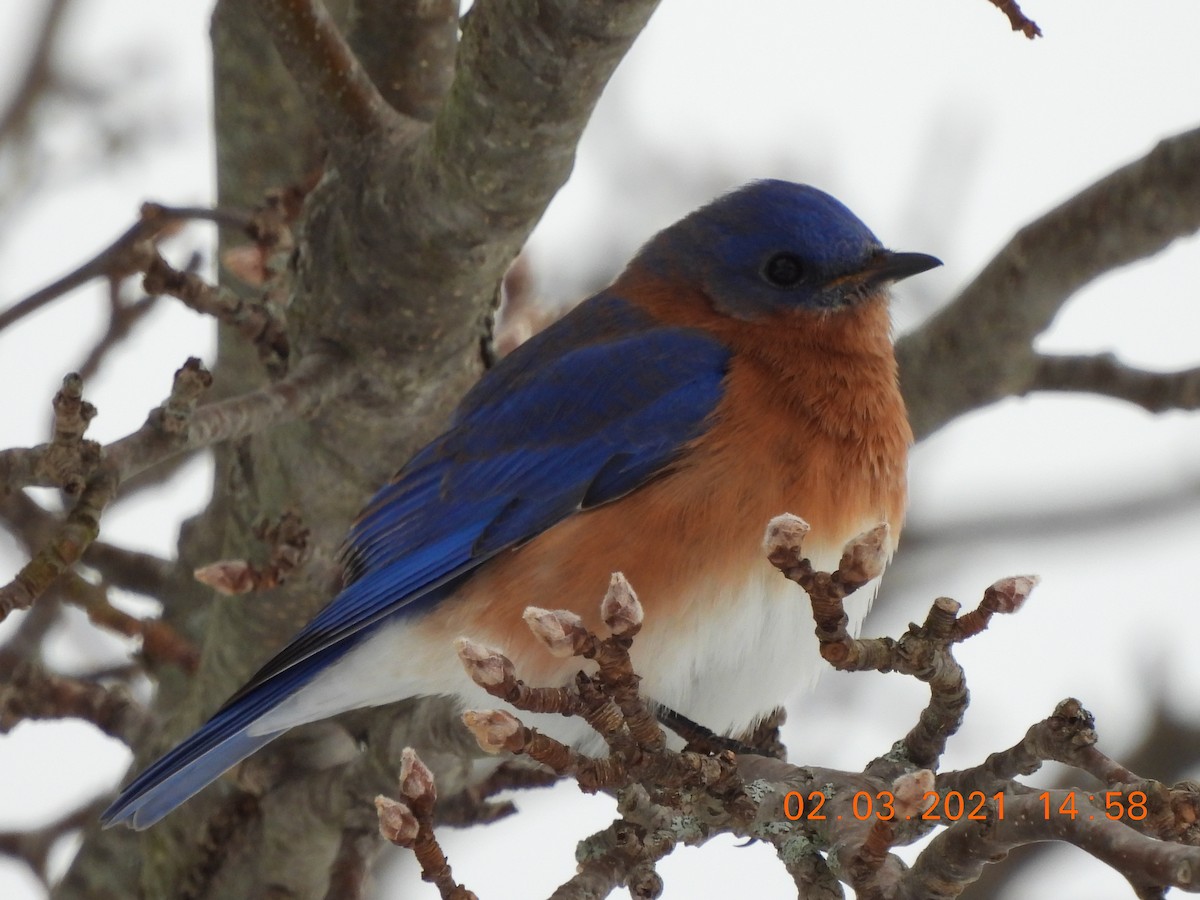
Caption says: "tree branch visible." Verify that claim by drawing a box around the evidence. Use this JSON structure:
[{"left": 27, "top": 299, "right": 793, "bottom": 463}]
[
  {"left": 277, "top": 0, "right": 666, "bottom": 445},
  {"left": 260, "top": 522, "right": 1200, "bottom": 897},
  {"left": 0, "top": 203, "right": 251, "bottom": 333},
  {"left": 105, "top": 347, "right": 352, "bottom": 484},
  {"left": 0, "top": 488, "right": 175, "bottom": 598},
  {"left": 915, "top": 791, "right": 1200, "bottom": 896},
  {"left": 0, "top": 794, "right": 109, "bottom": 887},
  {"left": 349, "top": 0, "right": 459, "bottom": 122},
  {"left": 143, "top": 245, "right": 290, "bottom": 374},
  {"left": 0, "top": 0, "right": 72, "bottom": 143},
  {"left": 1028, "top": 353, "right": 1200, "bottom": 412},
  {"left": 899, "top": 124, "right": 1200, "bottom": 440},
  {"left": 59, "top": 572, "right": 200, "bottom": 673},
  {"left": 0, "top": 350, "right": 353, "bottom": 621},
  {"left": 73, "top": 281, "right": 160, "bottom": 384},
  {"left": 250, "top": 0, "right": 396, "bottom": 139},
  {"left": 376, "top": 750, "right": 476, "bottom": 900},
  {"left": 81, "top": 541, "right": 176, "bottom": 599},
  {"left": 0, "top": 373, "right": 100, "bottom": 496},
  {"left": 425, "top": 0, "right": 662, "bottom": 234},
  {"left": 0, "top": 591, "right": 59, "bottom": 680},
  {"left": 0, "top": 662, "right": 148, "bottom": 744},
  {"left": 984, "top": 0, "right": 1042, "bottom": 39},
  {"left": 766, "top": 517, "right": 1035, "bottom": 772}
]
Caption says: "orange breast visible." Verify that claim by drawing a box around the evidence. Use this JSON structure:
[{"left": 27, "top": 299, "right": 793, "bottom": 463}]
[{"left": 415, "top": 277, "right": 911, "bottom": 700}]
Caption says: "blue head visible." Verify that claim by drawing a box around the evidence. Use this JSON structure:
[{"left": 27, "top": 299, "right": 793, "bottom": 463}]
[{"left": 635, "top": 180, "right": 940, "bottom": 319}]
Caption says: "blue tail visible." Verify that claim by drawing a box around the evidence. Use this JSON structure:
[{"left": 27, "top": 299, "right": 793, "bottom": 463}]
[
  {"left": 101, "top": 636, "right": 361, "bottom": 830},
  {"left": 101, "top": 726, "right": 281, "bottom": 829}
]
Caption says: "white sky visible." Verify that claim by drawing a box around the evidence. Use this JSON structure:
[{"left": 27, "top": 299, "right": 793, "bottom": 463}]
[{"left": 1, "top": 1, "right": 1199, "bottom": 898}]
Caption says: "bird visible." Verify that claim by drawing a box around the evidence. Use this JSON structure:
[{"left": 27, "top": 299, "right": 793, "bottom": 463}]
[{"left": 102, "top": 179, "right": 940, "bottom": 829}]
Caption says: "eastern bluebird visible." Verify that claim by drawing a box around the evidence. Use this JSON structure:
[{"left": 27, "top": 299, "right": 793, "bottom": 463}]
[{"left": 102, "top": 180, "right": 940, "bottom": 829}]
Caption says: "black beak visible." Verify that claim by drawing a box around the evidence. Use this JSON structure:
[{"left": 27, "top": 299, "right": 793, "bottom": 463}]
[{"left": 861, "top": 250, "right": 942, "bottom": 285}]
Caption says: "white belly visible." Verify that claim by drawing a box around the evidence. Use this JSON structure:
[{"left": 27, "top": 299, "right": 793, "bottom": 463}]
[{"left": 631, "top": 558, "right": 876, "bottom": 739}]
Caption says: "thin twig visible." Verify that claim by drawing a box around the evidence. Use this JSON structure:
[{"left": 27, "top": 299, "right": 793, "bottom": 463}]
[
  {"left": 0, "top": 0, "right": 72, "bottom": 142},
  {"left": 765, "top": 516, "right": 1034, "bottom": 770},
  {"left": 0, "top": 593, "right": 60, "bottom": 680},
  {"left": 0, "top": 488, "right": 175, "bottom": 597},
  {"left": 82, "top": 541, "right": 176, "bottom": 598},
  {"left": 985, "top": 0, "right": 1042, "bottom": 38},
  {"left": 0, "top": 350, "right": 354, "bottom": 621},
  {"left": 0, "top": 661, "right": 148, "bottom": 743},
  {"left": 74, "top": 280, "right": 160, "bottom": 383},
  {"left": 142, "top": 247, "right": 289, "bottom": 373},
  {"left": 0, "top": 461, "right": 118, "bottom": 621},
  {"left": 376, "top": 750, "right": 478, "bottom": 900},
  {"left": 107, "top": 348, "right": 351, "bottom": 485},
  {"left": 61, "top": 572, "right": 199, "bottom": 672},
  {"left": 0, "top": 203, "right": 251, "bottom": 333}
]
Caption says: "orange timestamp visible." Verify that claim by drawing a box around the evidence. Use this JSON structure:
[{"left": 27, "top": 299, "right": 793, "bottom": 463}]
[
  {"left": 1036, "top": 790, "right": 1149, "bottom": 821},
  {"left": 781, "top": 789, "right": 1150, "bottom": 822}
]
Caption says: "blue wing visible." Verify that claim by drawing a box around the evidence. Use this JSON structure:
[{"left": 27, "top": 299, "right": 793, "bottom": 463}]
[{"left": 102, "top": 293, "right": 731, "bottom": 828}]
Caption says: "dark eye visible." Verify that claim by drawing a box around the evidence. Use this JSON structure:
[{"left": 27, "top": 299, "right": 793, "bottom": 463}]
[{"left": 762, "top": 252, "right": 807, "bottom": 288}]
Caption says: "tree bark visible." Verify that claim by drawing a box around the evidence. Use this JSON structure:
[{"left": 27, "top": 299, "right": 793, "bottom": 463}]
[{"left": 57, "top": 1, "right": 662, "bottom": 896}]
